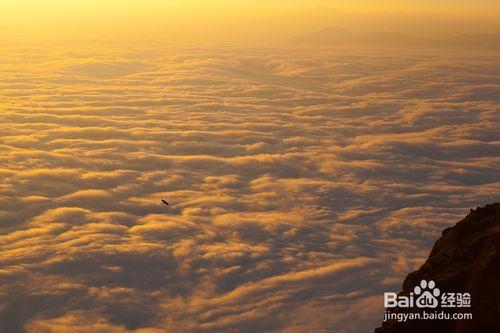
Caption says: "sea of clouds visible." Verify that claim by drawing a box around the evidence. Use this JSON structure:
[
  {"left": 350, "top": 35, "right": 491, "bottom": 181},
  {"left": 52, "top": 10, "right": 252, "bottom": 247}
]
[{"left": 0, "top": 43, "right": 499, "bottom": 333}]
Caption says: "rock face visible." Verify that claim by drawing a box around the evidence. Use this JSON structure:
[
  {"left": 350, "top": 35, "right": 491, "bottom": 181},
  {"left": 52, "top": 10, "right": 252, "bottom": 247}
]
[{"left": 375, "top": 203, "right": 500, "bottom": 333}]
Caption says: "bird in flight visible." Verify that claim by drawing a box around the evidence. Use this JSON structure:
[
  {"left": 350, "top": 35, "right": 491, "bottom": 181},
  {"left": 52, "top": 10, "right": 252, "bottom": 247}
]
[{"left": 162, "top": 199, "right": 169, "bottom": 206}]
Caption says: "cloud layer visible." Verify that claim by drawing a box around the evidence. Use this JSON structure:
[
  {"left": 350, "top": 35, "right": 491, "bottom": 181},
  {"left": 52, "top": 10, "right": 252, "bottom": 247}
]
[{"left": 0, "top": 43, "right": 499, "bottom": 333}]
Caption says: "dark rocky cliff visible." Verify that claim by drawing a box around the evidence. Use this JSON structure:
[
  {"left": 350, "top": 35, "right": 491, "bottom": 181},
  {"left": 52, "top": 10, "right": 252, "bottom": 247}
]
[{"left": 375, "top": 203, "right": 500, "bottom": 333}]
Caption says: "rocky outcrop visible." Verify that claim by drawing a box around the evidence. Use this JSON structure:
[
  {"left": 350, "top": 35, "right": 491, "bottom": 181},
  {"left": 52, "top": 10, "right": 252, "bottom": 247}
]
[{"left": 375, "top": 203, "right": 500, "bottom": 333}]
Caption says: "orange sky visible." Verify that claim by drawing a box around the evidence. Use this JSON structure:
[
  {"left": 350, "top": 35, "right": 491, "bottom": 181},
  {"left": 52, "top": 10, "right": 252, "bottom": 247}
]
[{"left": 1, "top": 1, "right": 499, "bottom": 44}]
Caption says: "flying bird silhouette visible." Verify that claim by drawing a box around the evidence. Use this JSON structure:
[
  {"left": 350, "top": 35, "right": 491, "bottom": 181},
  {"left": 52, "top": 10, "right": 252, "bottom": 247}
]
[{"left": 162, "top": 199, "right": 169, "bottom": 206}]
